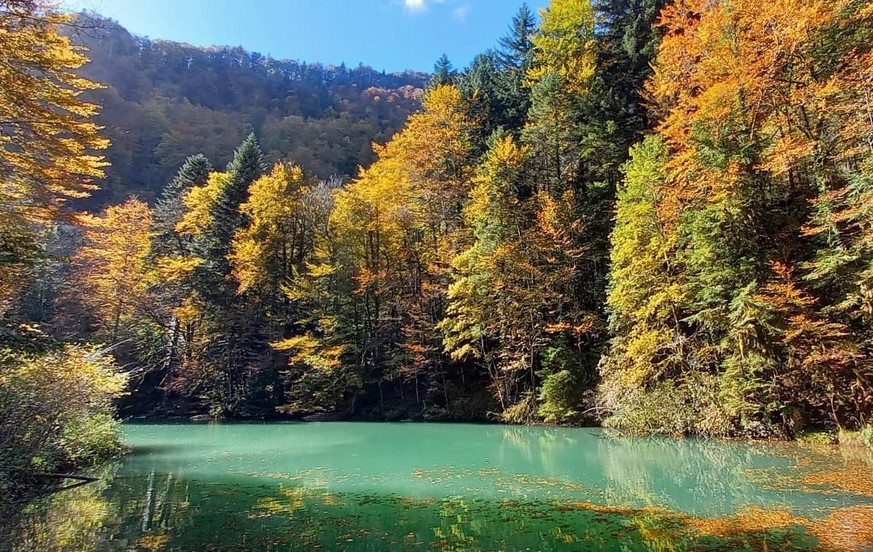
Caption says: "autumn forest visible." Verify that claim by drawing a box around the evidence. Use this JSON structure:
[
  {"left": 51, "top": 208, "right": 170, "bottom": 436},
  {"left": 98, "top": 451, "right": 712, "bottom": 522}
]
[{"left": 2, "top": 0, "right": 873, "bottom": 501}]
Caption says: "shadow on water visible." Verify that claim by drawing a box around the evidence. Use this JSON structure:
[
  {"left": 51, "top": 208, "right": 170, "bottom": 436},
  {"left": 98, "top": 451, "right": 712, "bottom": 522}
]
[{"left": 129, "top": 444, "right": 187, "bottom": 455}]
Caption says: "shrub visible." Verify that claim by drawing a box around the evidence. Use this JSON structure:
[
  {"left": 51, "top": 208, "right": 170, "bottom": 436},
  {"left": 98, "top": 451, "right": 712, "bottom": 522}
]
[
  {"left": 538, "top": 370, "right": 579, "bottom": 424},
  {"left": 599, "top": 373, "right": 733, "bottom": 437},
  {"left": 501, "top": 393, "right": 539, "bottom": 425},
  {"left": 0, "top": 345, "right": 127, "bottom": 499}
]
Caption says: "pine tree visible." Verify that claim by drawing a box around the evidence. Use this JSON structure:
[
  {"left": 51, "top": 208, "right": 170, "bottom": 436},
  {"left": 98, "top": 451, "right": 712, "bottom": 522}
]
[{"left": 594, "top": 0, "right": 666, "bottom": 133}]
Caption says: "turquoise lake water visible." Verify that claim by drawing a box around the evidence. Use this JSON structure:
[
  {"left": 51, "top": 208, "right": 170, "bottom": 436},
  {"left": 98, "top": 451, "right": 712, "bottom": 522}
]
[{"left": 3, "top": 422, "right": 872, "bottom": 550}]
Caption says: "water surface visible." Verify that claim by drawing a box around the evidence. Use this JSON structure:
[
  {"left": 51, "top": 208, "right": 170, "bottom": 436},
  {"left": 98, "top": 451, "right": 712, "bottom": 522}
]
[{"left": 4, "top": 422, "right": 872, "bottom": 550}]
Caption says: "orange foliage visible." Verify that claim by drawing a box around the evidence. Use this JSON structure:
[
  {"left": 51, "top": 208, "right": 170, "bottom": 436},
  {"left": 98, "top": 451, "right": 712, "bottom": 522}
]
[{"left": 650, "top": 0, "right": 873, "bottom": 217}]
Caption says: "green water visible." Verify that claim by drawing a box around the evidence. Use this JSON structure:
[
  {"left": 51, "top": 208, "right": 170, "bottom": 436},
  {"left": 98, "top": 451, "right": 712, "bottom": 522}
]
[{"left": 3, "top": 423, "right": 872, "bottom": 551}]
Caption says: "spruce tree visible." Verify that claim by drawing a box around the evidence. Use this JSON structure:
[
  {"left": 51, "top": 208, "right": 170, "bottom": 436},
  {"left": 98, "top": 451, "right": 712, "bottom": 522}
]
[
  {"left": 493, "top": 4, "right": 537, "bottom": 132},
  {"left": 201, "top": 132, "right": 265, "bottom": 278},
  {"left": 497, "top": 3, "right": 536, "bottom": 71},
  {"left": 429, "top": 54, "right": 456, "bottom": 88},
  {"left": 152, "top": 153, "right": 212, "bottom": 257},
  {"left": 192, "top": 133, "right": 266, "bottom": 416}
]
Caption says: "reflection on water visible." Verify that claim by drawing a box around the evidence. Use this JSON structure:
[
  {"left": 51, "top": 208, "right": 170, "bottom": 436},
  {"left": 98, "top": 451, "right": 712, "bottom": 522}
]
[{"left": 1, "top": 423, "right": 871, "bottom": 551}]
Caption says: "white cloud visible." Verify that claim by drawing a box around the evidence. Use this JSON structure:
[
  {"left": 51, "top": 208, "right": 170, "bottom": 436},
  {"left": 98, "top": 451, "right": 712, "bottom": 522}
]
[
  {"left": 404, "top": 0, "right": 427, "bottom": 11},
  {"left": 402, "top": 0, "right": 466, "bottom": 19}
]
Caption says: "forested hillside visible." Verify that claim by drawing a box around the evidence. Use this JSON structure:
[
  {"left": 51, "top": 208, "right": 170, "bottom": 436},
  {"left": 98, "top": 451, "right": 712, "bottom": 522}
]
[{"left": 69, "top": 14, "right": 427, "bottom": 206}]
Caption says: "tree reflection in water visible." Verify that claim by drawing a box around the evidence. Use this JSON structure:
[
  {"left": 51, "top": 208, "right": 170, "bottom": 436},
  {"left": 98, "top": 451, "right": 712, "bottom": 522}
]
[{"left": 1, "top": 424, "right": 870, "bottom": 551}]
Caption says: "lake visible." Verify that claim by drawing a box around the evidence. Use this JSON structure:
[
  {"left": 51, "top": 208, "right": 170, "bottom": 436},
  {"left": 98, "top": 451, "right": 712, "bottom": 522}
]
[{"left": 3, "top": 422, "right": 872, "bottom": 551}]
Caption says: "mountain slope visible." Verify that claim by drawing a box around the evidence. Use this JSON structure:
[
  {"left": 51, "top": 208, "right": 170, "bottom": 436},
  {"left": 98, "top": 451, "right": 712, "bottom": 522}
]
[{"left": 70, "top": 14, "right": 428, "bottom": 206}]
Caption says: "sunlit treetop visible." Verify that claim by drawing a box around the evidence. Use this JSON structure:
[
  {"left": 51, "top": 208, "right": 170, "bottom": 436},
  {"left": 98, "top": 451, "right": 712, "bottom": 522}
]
[
  {"left": 0, "top": 0, "right": 109, "bottom": 220},
  {"left": 528, "top": 0, "right": 596, "bottom": 95}
]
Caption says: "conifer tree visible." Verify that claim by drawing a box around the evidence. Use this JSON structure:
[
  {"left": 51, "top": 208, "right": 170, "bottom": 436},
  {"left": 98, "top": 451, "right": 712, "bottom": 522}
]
[
  {"left": 497, "top": 3, "right": 536, "bottom": 71},
  {"left": 429, "top": 54, "right": 457, "bottom": 88},
  {"left": 491, "top": 3, "right": 537, "bottom": 132},
  {"left": 152, "top": 154, "right": 213, "bottom": 257},
  {"left": 188, "top": 134, "right": 266, "bottom": 415},
  {"left": 199, "top": 133, "right": 265, "bottom": 285}
]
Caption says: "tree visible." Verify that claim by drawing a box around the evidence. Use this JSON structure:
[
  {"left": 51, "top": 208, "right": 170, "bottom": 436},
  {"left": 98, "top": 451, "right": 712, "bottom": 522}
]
[
  {"left": 230, "top": 162, "right": 309, "bottom": 296},
  {"left": 152, "top": 154, "right": 212, "bottom": 258},
  {"left": 599, "top": 136, "right": 689, "bottom": 431},
  {"left": 190, "top": 134, "right": 266, "bottom": 415},
  {"left": 146, "top": 154, "right": 213, "bottom": 387},
  {"left": 70, "top": 199, "right": 154, "bottom": 344},
  {"left": 602, "top": 0, "right": 873, "bottom": 434},
  {"left": 429, "top": 54, "right": 457, "bottom": 88},
  {"left": 497, "top": 3, "right": 536, "bottom": 71},
  {"left": 0, "top": 0, "right": 109, "bottom": 311},
  {"left": 489, "top": 3, "right": 538, "bottom": 132},
  {"left": 528, "top": 0, "right": 596, "bottom": 95},
  {"left": 0, "top": 0, "right": 108, "bottom": 214},
  {"left": 522, "top": 70, "right": 578, "bottom": 195},
  {"left": 441, "top": 134, "right": 531, "bottom": 410},
  {"left": 201, "top": 133, "right": 265, "bottom": 275}
]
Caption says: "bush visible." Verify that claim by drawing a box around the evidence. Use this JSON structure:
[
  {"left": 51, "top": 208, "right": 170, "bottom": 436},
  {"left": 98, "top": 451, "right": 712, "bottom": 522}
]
[
  {"left": 538, "top": 370, "right": 579, "bottom": 424},
  {"left": 599, "top": 373, "right": 733, "bottom": 437},
  {"left": 0, "top": 345, "right": 127, "bottom": 499},
  {"left": 501, "top": 393, "right": 539, "bottom": 424},
  {"left": 860, "top": 425, "right": 873, "bottom": 450}
]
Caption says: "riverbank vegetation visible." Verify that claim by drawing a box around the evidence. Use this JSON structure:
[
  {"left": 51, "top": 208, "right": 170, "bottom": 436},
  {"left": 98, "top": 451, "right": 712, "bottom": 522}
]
[
  {"left": 0, "top": 0, "right": 128, "bottom": 501},
  {"left": 2, "top": 0, "right": 872, "bottom": 483}
]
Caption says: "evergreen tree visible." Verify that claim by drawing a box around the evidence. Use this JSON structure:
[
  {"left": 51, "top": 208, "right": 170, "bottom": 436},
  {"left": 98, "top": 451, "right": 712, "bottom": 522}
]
[
  {"left": 593, "top": 0, "right": 667, "bottom": 135},
  {"left": 152, "top": 154, "right": 213, "bottom": 257},
  {"left": 497, "top": 3, "right": 536, "bottom": 71},
  {"left": 429, "top": 54, "right": 457, "bottom": 88},
  {"left": 522, "top": 71, "right": 578, "bottom": 196},
  {"left": 457, "top": 53, "right": 502, "bottom": 145},
  {"left": 492, "top": 3, "right": 538, "bottom": 133},
  {"left": 186, "top": 133, "right": 266, "bottom": 416},
  {"left": 199, "top": 133, "right": 265, "bottom": 283}
]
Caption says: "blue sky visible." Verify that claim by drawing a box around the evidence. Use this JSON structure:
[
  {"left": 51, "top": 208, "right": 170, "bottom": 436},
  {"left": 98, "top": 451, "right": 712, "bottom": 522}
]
[{"left": 61, "top": 0, "right": 547, "bottom": 73}]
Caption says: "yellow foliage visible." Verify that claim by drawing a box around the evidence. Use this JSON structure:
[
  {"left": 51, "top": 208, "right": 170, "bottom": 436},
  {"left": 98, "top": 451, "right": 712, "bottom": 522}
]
[
  {"left": 650, "top": 0, "right": 873, "bottom": 208},
  {"left": 0, "top": 1, "right": 109, "bottom": 220},
  {"left": 177, "top": 171, "right": 229, "bottom": 236},
  {"left": 0, "top": 1, "right": 109, "bottom": 308},
  {"left": 71, "top": 199, "right": 153, "bottom": 341},
  {"left": 230, "top": 162, "right": 306, "bottom": 293},
  {"left": 528, "top": 0, "right": 596, "bottom": 95},
  {"left": 272, "top": 334, "right": 344, "bottom": 372},
  {"left": 333, "top": 84, "right": 475, "bottom": 297},
  {"left": 0, "top": 344, "right": 127, "bottom": 475},
  {"left": 153, "top": 255, "right": 201, "bottom": 283}
]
